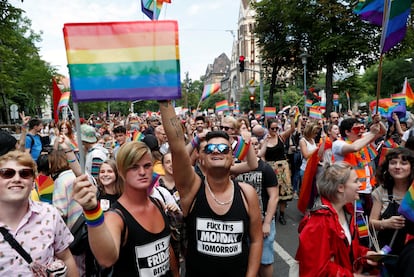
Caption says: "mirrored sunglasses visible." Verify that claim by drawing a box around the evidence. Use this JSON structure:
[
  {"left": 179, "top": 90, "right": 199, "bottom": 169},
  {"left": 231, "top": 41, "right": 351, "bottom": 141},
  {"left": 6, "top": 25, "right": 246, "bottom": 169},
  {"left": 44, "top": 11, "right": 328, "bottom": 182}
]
[
  {"left": 0, "top": 168, "right": 34, "bottom": 179},
  {"left": 204, "top": 144, "right": 231, "bottom": 154}
]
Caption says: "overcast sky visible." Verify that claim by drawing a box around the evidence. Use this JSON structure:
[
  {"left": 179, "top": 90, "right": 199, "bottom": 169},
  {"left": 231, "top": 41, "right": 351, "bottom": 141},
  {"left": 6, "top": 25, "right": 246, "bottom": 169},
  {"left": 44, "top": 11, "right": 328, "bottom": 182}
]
[{"left": 13, "top": 0, "right": 240, "bottom": 81}]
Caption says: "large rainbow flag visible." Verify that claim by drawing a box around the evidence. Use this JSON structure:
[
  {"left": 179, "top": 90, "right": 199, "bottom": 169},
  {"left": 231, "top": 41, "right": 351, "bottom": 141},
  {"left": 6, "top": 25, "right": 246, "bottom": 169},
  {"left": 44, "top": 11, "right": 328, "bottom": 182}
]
[{"left": 63, "top": 21, "right": 181, "bottom": 102}]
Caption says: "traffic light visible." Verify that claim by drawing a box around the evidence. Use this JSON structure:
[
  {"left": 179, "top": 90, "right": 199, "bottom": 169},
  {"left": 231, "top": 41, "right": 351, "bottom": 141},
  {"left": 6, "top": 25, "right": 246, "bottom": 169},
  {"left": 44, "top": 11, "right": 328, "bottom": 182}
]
[
  {"left": 239, "top": 56, "right": 245, "bottom": 72},
  {"left": 249, "top": 94, "right": 255, "bottom": 110}
]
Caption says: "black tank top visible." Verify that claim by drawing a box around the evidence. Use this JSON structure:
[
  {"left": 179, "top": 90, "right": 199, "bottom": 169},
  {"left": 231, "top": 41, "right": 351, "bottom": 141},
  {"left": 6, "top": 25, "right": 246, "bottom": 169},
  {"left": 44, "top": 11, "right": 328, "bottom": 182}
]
[
  {"left": 264, "top": 136, "right": 286, "bottom": 161},
  {"left": 111, "top": 198, "right": 172, "bottom": 277},
  {"left": 184, "top": 180, "right": 250, "bottom": 277}
]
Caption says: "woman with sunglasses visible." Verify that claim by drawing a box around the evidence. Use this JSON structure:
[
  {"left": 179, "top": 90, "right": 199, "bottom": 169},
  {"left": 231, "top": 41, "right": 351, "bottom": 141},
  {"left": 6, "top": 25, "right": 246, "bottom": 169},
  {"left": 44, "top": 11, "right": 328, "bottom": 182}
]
[
  {"left": 160, "top": 101, "right": 263, "bottom": 277},
  {"left": 0, "top": 150, "right": 78, "bottom": 276},
  {"left": 258, "top": 110, "right": 297, "bottom": 225}
]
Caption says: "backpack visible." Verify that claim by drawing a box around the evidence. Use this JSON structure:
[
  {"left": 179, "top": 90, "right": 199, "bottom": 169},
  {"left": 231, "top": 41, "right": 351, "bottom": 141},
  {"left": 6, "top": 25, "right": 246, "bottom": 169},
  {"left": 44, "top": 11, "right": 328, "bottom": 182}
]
[{"left": 27, "top": 134, "right": 53, "bottom": 154}]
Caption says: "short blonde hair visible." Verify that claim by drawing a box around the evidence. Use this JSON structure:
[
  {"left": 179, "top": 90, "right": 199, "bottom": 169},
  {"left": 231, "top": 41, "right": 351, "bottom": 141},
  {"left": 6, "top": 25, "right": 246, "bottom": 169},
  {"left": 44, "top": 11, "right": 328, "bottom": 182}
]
[
  {"left": 116, "top": 141, "right": 152, "bottom": 181},
  {"left": 0, "top": 150, "right": 37, "bottom": 178}
]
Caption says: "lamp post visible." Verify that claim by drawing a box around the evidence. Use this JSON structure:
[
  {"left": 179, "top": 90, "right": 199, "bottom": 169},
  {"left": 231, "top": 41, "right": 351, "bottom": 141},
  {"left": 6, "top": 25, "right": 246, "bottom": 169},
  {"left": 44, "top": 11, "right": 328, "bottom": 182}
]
[{"left": 300, "top": 50, "right": 311, "bottom": 114}]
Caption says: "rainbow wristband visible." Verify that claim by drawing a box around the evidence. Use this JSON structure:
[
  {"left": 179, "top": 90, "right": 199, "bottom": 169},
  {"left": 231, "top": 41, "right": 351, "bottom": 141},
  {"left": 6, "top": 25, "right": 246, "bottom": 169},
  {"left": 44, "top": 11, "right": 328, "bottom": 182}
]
[
  {"left": 83, "top": 203, "right": 104, "bottom": 227},
  {"left": 191, "top": 136, "right": 200, "bottom": 148}
]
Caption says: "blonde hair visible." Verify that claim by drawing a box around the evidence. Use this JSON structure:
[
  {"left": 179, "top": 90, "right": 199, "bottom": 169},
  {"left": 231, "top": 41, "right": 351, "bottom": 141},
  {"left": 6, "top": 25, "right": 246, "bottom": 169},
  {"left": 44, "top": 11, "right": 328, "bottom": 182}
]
[
  {"left": 0, "top": 150, "right": 37, "bottom": 177},
  {"left": 303, "top": 122, "right": 320, "bottom": 140},
  {"left": 317, "top": 161, "right": 353, "bottom": 202},
  {"left": 116, "top": 141, "right": 152, "bottom": 180}
]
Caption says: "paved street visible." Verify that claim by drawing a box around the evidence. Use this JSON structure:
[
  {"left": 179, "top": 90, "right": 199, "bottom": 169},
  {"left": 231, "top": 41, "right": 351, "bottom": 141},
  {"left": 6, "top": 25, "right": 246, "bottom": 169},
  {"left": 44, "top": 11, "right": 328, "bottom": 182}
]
[{"left": 273, "top": 199, "right": 304, "bottom": 277}]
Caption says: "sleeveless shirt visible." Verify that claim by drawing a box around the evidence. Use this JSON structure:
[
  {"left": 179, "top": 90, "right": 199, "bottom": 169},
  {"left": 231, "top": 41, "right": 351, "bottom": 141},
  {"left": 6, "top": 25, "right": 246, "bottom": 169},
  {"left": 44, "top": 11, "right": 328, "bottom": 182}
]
[
  {"left": 264, "top": 136, "right": 286, "bottom": 161},
  {"left": 184, "top": 180, "right": 250, "bottom": 277},
  {"left": 111, "top": 199, "right": 172, "bottom": 277}
]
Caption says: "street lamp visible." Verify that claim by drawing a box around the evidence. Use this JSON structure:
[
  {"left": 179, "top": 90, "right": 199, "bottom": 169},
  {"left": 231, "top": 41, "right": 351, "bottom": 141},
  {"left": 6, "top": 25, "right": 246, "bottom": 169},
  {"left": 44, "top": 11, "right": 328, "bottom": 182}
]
[{"left": 299, "top": 49, "right": 311, "bottom": 114}]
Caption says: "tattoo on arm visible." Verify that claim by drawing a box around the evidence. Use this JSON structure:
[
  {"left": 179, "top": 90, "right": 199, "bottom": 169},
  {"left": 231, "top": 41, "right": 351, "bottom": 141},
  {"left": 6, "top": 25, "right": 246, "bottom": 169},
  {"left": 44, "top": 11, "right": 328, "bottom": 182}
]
[{"left": 169, "top": 117, "right": 182, "bottom": 138}]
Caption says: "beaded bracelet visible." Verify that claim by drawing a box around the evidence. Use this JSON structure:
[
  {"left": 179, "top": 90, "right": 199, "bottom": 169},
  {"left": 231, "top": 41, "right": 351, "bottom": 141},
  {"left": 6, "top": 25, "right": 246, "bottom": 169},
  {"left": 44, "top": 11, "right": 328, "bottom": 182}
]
[
  {"left": 83, "top": 203, "right": 104, "bottom": 227},
  {"left": 191, "top": 136, "right": 200, "bottom": 148}
]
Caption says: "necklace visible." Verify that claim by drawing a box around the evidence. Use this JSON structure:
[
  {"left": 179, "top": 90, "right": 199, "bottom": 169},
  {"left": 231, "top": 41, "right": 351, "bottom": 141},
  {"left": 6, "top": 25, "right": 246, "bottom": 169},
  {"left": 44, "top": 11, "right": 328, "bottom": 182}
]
[{"left": 205, "top": 179, "right": 234, "bottom": 206}]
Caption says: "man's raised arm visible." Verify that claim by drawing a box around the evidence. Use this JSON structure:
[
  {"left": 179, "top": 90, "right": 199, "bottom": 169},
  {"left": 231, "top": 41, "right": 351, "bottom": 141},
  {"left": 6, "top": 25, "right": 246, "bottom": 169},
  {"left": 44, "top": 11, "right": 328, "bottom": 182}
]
[{"left": 159, "top": 101, "right": 200, "bottom": 215}]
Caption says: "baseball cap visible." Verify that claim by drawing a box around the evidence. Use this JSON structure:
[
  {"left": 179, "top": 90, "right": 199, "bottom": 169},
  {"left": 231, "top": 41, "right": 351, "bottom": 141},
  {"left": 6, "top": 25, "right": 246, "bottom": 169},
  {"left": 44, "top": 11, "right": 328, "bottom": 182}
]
[{"left": 81, "top": 124, "right": 97, "bottom": 143}]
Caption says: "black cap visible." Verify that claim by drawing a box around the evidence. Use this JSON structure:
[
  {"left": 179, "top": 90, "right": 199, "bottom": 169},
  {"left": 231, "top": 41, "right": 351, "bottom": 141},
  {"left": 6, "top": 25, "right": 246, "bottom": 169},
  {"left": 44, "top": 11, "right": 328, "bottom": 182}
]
[
  {"left": 142, "top": 134, "right": 159, "bottom": 151},
  {"left": 0, "top": 130, "right": 17, "bottom": 156}
]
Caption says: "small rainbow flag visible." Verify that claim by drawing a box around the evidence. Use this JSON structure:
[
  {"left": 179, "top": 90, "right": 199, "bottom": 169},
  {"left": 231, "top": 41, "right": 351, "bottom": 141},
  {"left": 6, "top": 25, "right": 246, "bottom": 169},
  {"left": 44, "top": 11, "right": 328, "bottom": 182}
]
[
  {"left": 264, "top": 107, "right": 276, "bottom": 118},
  {"left": 133, "top": 130, "right": 145, "bottom": 141},
  {"left": 309, "top": 107, "right": 322, "bottom": 119},
  {"left": 305, "top": 99, "right": 313, "bottom": 107},
  {"left": 57, "top": 91, "right": 70, "bottom": 111},
  {"left": 398, "top": 180, "right": 414, "bottom": 222},
  {"left": 201, "top": 83, "right": 220, "bottom": 101},
  {"left": 215, "top": 99, "right": 229, "bottom": 112},
  {"left": 403, "top": 78, "right": 414, "bottom": 107},
  {"left": 233, "top": 136, "right": 250, "bottom": 161},
  {"left": 35, "top": 175, "right": 54, "bottom": 204},
  {"left": 141, "top": 0, "right": 171, "bottom": 20},
  {"left": 63, "top": 21, "right": 181, "bottom": 102},
  {"left": 355, "top": 199, "right": 369, "bottom": 238}
]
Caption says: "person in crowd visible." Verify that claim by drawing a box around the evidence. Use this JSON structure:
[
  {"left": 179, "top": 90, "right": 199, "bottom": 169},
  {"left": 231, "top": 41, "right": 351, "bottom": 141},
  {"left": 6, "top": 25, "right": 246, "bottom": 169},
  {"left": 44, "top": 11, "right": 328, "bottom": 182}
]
[
  {"left": 32, "top": 153, "right": 54, "bottom": 203},
  {"left": 0, "top": 150, "right": 78, "bottom": 276},
  {"left": 143, "top": 134, "right": 165, "bottom": 175},
  {"left": 158, "top": 152, "right": 180, "bottom": 207},
  {"left": 160, "top": 100, "right": 263, "bottom": 277},
  {"left": 80, "top": 124, "right": 108, "bottom": 179},
  {"left": 235, "top": 136, "right": 279, "bottom": 277},
  {"left": 49, "top": 149, "right": 85, "bottom": 275},
  {"left": 296, "top": 162, "right": 379, "bottom": 277},
  {"left": 0, "top": 130, "right": 18, "bottom": 157},
  {"left": 144, "top": 115, "right": 161, "bottom": 136},
  {"left": 155, "top": 125, "right": 169, "bottom": 154},
  {"left": 237, "top": 116, "right": 251, "bottom": 132},
  {"left": 112, "top": 125, "right": 128, "bottom": 159},
  {"left": 25, "top": 118, "right": 44, "bottom": 162},
  {"left": 329, "top": 111, "right": 340, "bottom": 126},
  {"left": 97, "top": 159, "right": 124, "bottom": 211},
  {"left": 55, "top": 121, "right": 78, "bottom": 155},
  {"left": 332, "top": 115, "right": 385, "bottom": 243},
  {"left": 194, "top": 115, "right": 207, "bottom": 136},
  {"left": 298, "top": 121, "right": 320, "bottom": 198},
  {"left": 369, "top": 148, "right": 414, "bottom": 270},
  {"left": 72, "top": 141, "right": 179, "bottom": 276},
  {"left": 258, "top": 112, "right": 296, "bottom": 225}
]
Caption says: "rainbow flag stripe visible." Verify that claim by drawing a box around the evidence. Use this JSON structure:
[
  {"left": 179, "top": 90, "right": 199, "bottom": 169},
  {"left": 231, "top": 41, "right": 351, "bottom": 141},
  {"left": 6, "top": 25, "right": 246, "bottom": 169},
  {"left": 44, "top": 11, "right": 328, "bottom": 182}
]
[
  {"left": 392, "top": 93, "right": 406, "bottom": 105},
  {"left": 309, "top": 107, "right": 322, "bottom": 119},
  {"left": 233, "top": 136, "right": 250, "bottom": 161},
  {"left": 133, "top": 130, "right": 145, "bottom": 141},
  {"left": 35, "top": 175, "right": 54, "bottom": 204},
  {"left": 305, "top": 99, "right": 313, "bottom": 107},
  {"left": 215, "top": 100, "right": 229, "bottom": 112},
  {"left": 57, "top": 91, "right": 70, "bottom": 111},
  {"left": 264, "top": 107, "right": 276, "bottom": 118},
  {"left": 201, "top": 83, "right": 220, "bottom": 101},
  {"left": 356, "top": 215, "right": 369, "bottom": 238},
  {"left": 63, "top": 21, "right": 181, "bottom": 102},
  {"left": 398, "top": 181, "right": 414, "bottom": 221}
]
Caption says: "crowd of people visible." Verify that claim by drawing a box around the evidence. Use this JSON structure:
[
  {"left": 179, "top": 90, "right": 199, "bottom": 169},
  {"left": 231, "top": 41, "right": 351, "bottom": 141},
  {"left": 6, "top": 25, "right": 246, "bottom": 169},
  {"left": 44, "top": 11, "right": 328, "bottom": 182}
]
[{"left": 0, "top": 105, "right": 414, "bottom": 276}]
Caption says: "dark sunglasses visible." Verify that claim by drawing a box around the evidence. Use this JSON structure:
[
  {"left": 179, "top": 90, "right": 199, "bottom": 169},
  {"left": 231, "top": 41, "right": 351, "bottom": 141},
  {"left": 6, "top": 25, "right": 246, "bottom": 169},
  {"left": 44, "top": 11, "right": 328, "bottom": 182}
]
[
  {"left": 0, "top": 168, "right": 34, "bottom": 179},
  {"left": 220, "top": 126, "right": 233, "bottom": 131},
  {"left": 269, "top": 127, "right": 278, "bottom": 131},
  {"left": 204, "top": 144, "right": 231, "bottom": 154}
]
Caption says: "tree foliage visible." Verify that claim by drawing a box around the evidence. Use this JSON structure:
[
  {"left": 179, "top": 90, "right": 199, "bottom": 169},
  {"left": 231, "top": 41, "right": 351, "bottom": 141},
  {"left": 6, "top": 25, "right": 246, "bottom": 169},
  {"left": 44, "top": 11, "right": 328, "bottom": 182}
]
[{"left": 0, "top": 1, "right": 54, "bottom": 123}]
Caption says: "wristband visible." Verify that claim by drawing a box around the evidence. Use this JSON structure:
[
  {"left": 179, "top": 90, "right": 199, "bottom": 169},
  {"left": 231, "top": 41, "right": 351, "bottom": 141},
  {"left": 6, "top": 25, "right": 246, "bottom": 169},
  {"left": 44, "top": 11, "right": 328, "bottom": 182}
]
[
  {"left": 83, "top": 203, "right": 104, "bottom": 227},
  {"left": 191, "top": 136, "right": 200, "bottom": 149},
  {"left": 67, "top": 158, "right": 76, "bottom": 163}
]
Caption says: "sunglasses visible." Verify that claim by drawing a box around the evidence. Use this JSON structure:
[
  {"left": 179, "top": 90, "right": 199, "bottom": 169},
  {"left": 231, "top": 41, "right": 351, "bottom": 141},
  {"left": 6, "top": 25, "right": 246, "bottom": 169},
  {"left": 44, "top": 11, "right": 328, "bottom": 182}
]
[
  {"left": 0, "top": 168, "right": 34, "bottom": 179},
  {"left": 269, "top": 127, "right": 278, "bottom": 131},
  {"left": 204, "top": 144, "right": 231, "bottom": 154},
  {"left": 220, "top": 126, "right": 234, "bottom": 131},
  {"left": 351, "top": 125, "right": 365, "bottom": 133}
]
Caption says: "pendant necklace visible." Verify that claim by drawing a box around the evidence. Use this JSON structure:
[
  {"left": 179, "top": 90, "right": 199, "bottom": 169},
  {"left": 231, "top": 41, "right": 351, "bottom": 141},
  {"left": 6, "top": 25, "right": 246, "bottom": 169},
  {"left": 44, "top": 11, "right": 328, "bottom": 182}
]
[{"left": 205, "top": 179, "right": 234, "bottom": 206}]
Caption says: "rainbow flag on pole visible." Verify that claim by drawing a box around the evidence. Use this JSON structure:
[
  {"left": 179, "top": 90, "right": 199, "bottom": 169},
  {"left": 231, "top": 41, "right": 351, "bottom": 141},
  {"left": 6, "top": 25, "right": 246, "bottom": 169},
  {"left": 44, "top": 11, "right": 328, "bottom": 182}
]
[
  {"left": 63, "top": 21, "right": 181, "bottom": 102},
  {"left": 264, "top": 107, "right": 276, "bottom": 118},
  {"left": 233, "top": 136, "right": 250, "bottom": 161},
  {"left": 132, "top": 130, "right": 145, "bottom": 142},
  {"left": 215, "top": 100, "right": 229, "bottom": 112},
  {"left": 309, "top": 107, "right": 322, "bottom": 119},
  {"left": 403, "top": 77, "right": 414, "bottom": 107},
  {"left": 57, "top": 91, "right": 70, "bottom": 111},
  {"left": 399, "top": 180, "right": 414, "bottom": 222},
  {"left": 201, "top": 83, "right": 221, "bottom": 101}
]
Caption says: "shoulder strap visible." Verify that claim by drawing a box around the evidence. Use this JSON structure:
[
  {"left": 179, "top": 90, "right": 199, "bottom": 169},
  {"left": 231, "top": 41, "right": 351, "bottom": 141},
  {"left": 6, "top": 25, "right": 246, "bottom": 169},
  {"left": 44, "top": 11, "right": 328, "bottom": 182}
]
[
  {"left": 27, "top": 134, "right": 34, "bottom": 151},
  {"left": 387, "top": 186, "right": 394, "bottom": 201},
  {"left": 0, "top": 227, "right": 33, "bottom": 264},
  {"left": 109, "top": 208, "right": 127, "bottom": 247},
  {"left": 233, "top": 179, "right": 249, "bottom": 208}
]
